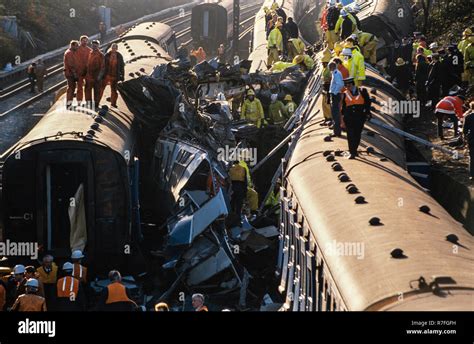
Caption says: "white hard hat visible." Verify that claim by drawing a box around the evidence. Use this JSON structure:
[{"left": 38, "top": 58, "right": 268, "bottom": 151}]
[
  {"left": 71, "top": 250, "right": 84, "bottom": 259},
  {"left": 328, "top": 0, "right": 336, "bottom": 6},
  {"left": 342, "top": 48, "right": 353, "bottom": 56},
  {"left": 62, "top": 262, "right": 74, "bottom": 271},
  {"left": 271, "top": 93, "right": 278, "bottom": 102},
  {"left": 429, "top": 42, "right": 438, "bottom": 49},
  {"left": 13, "top": 264, "right": 25, "bottom": 274},
  {"left": 26, "top": 278, "right": 39, "bottom": 288},
  {"left": 340, "top": 9, "right": 348, "bottom": 17}
]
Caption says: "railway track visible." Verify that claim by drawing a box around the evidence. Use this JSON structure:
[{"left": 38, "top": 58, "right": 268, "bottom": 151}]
[
  {"left": 0, "top": 12, "right": 193, "bottom": 102},
  {"left": 0, "top": 4, "right": 260, "bottom": 118}
]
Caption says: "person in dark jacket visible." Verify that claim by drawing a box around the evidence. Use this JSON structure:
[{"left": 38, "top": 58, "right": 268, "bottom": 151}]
[
  {"left": 426, "top": 53, "right": 442, "bottom": 110},
  {"left": 284, "top": 17, "right": 299, "bottom": 39},
  {"left": 101, "top": 43, "right": 125, "bottom": 107},
  {"left": 448, "top": 45, "right": 464, "bottom": 82},
  {"left": 415, "top": 54, "right": 429, "bottom": 105},
  {"left": 393, "top": 58, "right": 411, "bottom": 96},
  {"left": 341, "top": 77, "right": 372, "bottom": 159},
  {"left": 439, "top": 49, "right": 458, "bottom": 96}
]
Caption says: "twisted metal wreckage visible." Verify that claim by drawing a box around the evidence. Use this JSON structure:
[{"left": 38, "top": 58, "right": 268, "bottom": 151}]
[{"left": 117, "top": 51, "right": 307, "bottom": 308}]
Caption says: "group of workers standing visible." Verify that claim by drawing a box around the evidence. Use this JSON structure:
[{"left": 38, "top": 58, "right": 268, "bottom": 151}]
[
  {"left": 63, "top": 35, "right": 125, "bottom": 108},
  {"left": 264, "top": 3, "right": 315, "bottom": 71},
  {"left": 0, "top": 250, "right": 140, "bottom": 311}
]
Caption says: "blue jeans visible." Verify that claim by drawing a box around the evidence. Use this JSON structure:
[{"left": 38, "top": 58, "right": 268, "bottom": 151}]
[{"left": 330, "top": 93, "right": 341, "bottom": 136}]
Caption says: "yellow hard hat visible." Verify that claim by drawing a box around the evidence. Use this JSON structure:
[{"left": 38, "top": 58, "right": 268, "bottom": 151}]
[
  {"left": 463, "top": 28, "right": 473, "bottom": 37},
  {"left": 344, "top": 41, "right": 354, "bottom": 49},
  {"left": 284, "top": 94, "right": 293, "bottom": 101},
  {"left": 271, "top": 3, "right": 279, "bottom": 10},
  {"left": 247, "top": 89, "right": 255, "bottom": 96},
  {"left": 334, "top": 42, "right": 343, "bottom": 52},
  {"left": 293, "top": 55, "right": 305, "bottom": 64}
]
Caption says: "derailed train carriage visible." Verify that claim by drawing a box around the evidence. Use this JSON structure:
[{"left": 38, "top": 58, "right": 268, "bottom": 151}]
[
  {"left": 0, "top": 22, "right": 176, "bottom": 276},
  {"left": 275, "top": 53, "right": 474, "bottom": 310}
]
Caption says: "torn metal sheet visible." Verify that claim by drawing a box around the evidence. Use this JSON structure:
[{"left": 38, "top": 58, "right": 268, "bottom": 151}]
[{"left": 167, "top": 188, "right": 229, "bottom": 246}]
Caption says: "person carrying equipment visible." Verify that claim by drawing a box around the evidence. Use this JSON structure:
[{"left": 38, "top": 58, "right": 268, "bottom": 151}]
[{"left": 358, "top": 31, "right": 379, "bottom": 65}]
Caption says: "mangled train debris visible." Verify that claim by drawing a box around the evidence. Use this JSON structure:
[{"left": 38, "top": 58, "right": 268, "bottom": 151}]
[{"left": 115, "top": 55, "right": 297, "bottom": 309}]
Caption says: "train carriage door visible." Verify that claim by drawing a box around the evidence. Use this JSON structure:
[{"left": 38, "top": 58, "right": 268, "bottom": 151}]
[{"left": 39, "top": 151, "right": 94, "bottom": 258}]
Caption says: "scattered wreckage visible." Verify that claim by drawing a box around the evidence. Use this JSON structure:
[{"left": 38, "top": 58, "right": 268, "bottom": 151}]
[{"left": 116, "top": 50, "right": 313, "bottom": 310}]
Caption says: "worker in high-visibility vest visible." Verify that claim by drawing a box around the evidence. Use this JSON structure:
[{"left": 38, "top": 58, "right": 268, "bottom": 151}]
[
  {"left": 341, "top": 77, "right": 372, "bottom": 159},
  {"left": 267, "top": 21, "right": 283, "bottom": 67},
  {"left": 458, "top": 28, "right": 472, "bottom": 56},
  {"left": 324, "top": 0, "right": 340, "bottom": 50},
  {"left": 284, "top": 94, "right": 297, "bottom": 118},
  {"left": 293, "top": 54, "right": 315, "bottom": 72},
  {"left": 333, "top": 42, "right": 343, "bottom": 57},
  {"left": 71, "top": 250, "right": 88, "bottom": 284},
  {"left": 358, "top": 31, "right": 379, "bottom": 65},
  {"left": 99, "top": 270, "right": 138, "bottom": 311},
  {"left": 322, "top": 53, "right": 333, "bottom": 123},
  {"left": 241, "top": 89, "right": 265, "bottom": 128},
  {"left": 229, "top": 161, "right": 248, "bottom": 217},
  {"left": 56, "top": 262, "right": 86, "bottom": 311},
  {"left": 268, "top": 93, "right": 288, "bottom": 125},
  {"left": 464, "top": 36, "right": 474, "bottom": 85},
  {"left": 287, "top": 37, "right": 305, "bottom": 61},
  {"left": 334, "top": 9, "right": 358, "bottom": 41},
  {"left": 342, "top": 46, "right": 366, "bottom": 86}
]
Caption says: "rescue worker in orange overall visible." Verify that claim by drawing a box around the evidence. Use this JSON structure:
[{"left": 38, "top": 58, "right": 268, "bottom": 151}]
[
  {"left": 98, "top": 270, "right": 138, "bottom": 311},
  {"left": 11, "top": 279, "right": 47, "bottom": 312},
  {"left": 101, "top": 43, "right": 125, "bottom": 108},
  {"left": 85, "top": 40, "right": 105, "bottom": 108},
  {"left": 76, "top": 35, "right": 92, "bottom": 104},
  {"left": 63, "top": 40, "right": 79, "bottom": 105},
  {"left": 56, "top": 262, "right": 86, "bottom": 311}
]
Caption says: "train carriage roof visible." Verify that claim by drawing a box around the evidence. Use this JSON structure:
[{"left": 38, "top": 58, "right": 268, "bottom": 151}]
[{"left": 285, "top": 56, "right": 474, "bottom": 311}]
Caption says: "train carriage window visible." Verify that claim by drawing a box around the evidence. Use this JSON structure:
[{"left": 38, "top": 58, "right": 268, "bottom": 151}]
[
  {"left": 292, "top": 265, "right": 301, "bottom": 311},
  {"left": 306, "top": 251, "right": 316, "bottom": 311},
  {"left": 326, "top": 284, "right": 332, "bottom": 312},
  {"left": 317, "top": 260, "right": 324, "bottom": 311}
]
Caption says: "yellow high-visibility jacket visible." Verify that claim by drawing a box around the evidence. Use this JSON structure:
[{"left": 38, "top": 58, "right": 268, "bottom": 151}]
[
  {"left": 241, "top": 98, "right": 265, "bottom": 128},
  {"left": 268, "top": 27, "right": 283, "bottom": 51},
  {"left": 285, "top": 101, "right": 297, "bottom": 116},
  {"left": 270, "top": 61, "right": 296, "bottom": 72},
  {"left": 334, "top": 12, "right": 357, "bottom": 34},
  {"left": 358, "top": 32, "right": 378, "bottom": 47},
  {"left": 458, "top": 39, "right": 471, "bottom": 56},
  {"left": 239, "top": 160, "right": 253, "bottom": 188},
  {"left": 304, "top": 55, "right": 315, "bottom": 70},
  {"left": 465, "top": 43, "right": 474, "bottom": 69},
  {"left": 343, "top": 49, "right": 366, "bottom": 82},
  {"left": 290, "top": 38, "right": 305, "bottom": 54}
]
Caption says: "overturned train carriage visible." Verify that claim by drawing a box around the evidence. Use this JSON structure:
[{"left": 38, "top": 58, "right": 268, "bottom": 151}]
[
  {"left": 277, "top": 55, "right": 474, "bottom": 311},
  {"left": 0, "top": 22, "right": 175, "bottom": 276}
]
